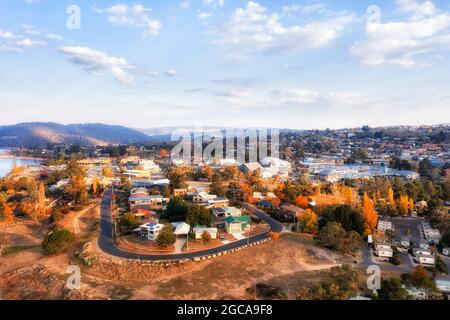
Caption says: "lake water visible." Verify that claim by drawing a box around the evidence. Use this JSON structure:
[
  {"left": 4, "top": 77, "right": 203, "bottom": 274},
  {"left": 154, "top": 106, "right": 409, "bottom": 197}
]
[{"left": 0, "top": 149, "right": 41, "bottom": 177}]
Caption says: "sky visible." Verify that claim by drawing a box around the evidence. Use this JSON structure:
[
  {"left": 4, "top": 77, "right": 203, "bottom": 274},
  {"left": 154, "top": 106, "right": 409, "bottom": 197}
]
[{"left": 0, "top": 0, "right": 450, "bottom": 130}]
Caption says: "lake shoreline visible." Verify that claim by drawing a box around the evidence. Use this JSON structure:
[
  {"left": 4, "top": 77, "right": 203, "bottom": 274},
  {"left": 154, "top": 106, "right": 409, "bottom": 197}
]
[{"left": 0, "top": 153, "right": 45, "bottom": 161}]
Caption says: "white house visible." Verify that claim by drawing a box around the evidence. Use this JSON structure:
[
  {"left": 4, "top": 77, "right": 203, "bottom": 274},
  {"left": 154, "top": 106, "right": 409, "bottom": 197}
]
[
  {"left": 193, "top": 227, "right": 218, "bottom": 240},
  {"left": 377, "top": 220, "right": 393, "bottom": 233},
  {"left": 375, "top": 244, "right": 393, "bottom": 258},
  {"left": 139, "top": 222, "right": 164, "bottom": 241},
  {"left": 414, "top": 254, "right": 435, "bottom": 265},
  {"left": 413, "top": 248, "right": 433, "bottom": 257}
]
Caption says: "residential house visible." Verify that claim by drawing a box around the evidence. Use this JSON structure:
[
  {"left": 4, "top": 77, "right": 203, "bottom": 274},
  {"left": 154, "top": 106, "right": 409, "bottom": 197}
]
[
  {"left": 377, "top": 220, "right": 393, "bottom": 233},
  {"left": 139, "top": 222, "right": 164, "bottom": 241},
  {"left": 280, "top": 204, "right": 304, "bottom": 217},
  {"left": 171, "top": 222, "right": 191, "bottom": 236},
  {"left": 225, "top": 216, "right": 251, "bottom": 234},
  {"left": 414, "top": 254, "right": 435, "bottom": 265},
  {"left": 375, "top": 243, "right": 393, "bottom": 258},
  {"left": 212, "top": 207, "right": 242, "bottom": 219},
  {"left": 193, "top": 192, "right": 217, "bottom": 203},
  {"left": 129, "top": 194, "right": 164, "bottom": 210},
  {"left": 413, "top": 248, "right": 433, "bottom": 257},
  {"left": 207, "top": 197, "right": 230, "bottom": 208},
  {"left": 173, "top": 189, "right": 188, "bottom": 197},
  {"left": 193, "top": 227, "right": 218, "bottom": 240}
]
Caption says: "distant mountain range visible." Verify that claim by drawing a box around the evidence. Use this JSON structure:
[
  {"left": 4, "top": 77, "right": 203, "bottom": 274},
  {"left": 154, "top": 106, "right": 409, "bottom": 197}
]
[{"left": 0, "top": 122, "right": 151, "bottom": 147}]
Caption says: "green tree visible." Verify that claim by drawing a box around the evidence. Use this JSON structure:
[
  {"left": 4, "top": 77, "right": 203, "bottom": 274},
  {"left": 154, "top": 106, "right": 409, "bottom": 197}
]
[
  {"left": 165, "top": 197, "right": 189, "bottom": 222},
  {"left": 186, "top": 204, "right": 212, "bottom": 226},
  {"left": 317, "top": 222, "right": 361, "bottom": 254},
  {"left": 156, "top": 224, "right": 176, "bottom": 247},
  {"left": 376, "top": 278, "right": 411, "bottom": 300},
  {"left": 320, "top": 205, "right": 365, "bottom": 235},
  {"left": 42, "top": 228, "right": 76, "bottom": 254}
]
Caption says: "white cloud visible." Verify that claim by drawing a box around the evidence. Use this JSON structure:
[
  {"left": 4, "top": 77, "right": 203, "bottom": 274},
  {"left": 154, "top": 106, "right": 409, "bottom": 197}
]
[
  {"left": 270, "top": 89, "right": 369, "bottom": 107},
  {"left": 25, "top": 0, "right": 39, "bottom": 4},
  {"left": 212, "top": 1, "right": 354, "bottom": 55},
  {"left": 99, "top": 3, "right": 162, "bottom": 36},
  {"left": 0, "top": 30, "right": 15, "bottom": 39},
  {"left": 350, "top": 0, "right": 450, "bottom": 67},
  {"left": 46, "top": 33, "right": 64, "bottom": 41},
  {"left": 197, "top": 12, "right": 213, "bottom": 20},
  {"left": 204, "top": 0, "right": 226, "bottom": 7},
  {"left": 166, "top": 69, "right": 178, "bottom": 77},
  {"left": 180, "top": 0, "right": 191, "bottom": 9},
  {"left": 58, "top": 46, "right": 136, "bottom": 84},
  {"left": 16, "top": 38, "right": 46, "bottom": 48}
]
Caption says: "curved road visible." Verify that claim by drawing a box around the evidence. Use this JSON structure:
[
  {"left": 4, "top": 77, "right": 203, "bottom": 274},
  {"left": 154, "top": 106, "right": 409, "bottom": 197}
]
[{"left": 98, "top": 190, "right": 283, "bottom": 261}]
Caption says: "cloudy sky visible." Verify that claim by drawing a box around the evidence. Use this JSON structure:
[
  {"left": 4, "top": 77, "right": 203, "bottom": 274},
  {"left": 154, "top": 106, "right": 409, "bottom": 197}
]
[{"left": 0, "top": 0, "right": 449, "bottom": 129}]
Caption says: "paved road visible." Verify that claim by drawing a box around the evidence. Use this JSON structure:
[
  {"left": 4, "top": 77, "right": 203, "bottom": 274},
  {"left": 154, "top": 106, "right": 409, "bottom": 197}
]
[
  {"left": 359, "top": 245, "right": 413, "bottom": 273},
  {"left": 97, "top": 190, "right": 281, "bottom": 261}
]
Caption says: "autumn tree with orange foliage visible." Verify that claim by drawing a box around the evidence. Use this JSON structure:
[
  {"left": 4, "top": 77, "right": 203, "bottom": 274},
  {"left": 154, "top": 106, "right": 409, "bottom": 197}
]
[
  {"left": 296, "top": 195, "right": 309, "bottom": 209},
  {"left": 298, "top": 209, "right": 318, "bottom": 235},
  {"left": 398, "top": 195, "right": 410, "bottom": 216},
  {"left": 341, "top": 186, "right": 355, "bottom": 207},
  {"left": 362, "top": 192, "right": 378, "bottom": 236},
  {"left": 270, "top": 196, "right": 281, "bottom": 209}
]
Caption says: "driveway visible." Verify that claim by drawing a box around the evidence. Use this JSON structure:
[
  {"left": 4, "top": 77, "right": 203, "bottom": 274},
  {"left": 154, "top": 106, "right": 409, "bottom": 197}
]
[{"left": 98, "top": 190, "right": 280, "bottom": 261}]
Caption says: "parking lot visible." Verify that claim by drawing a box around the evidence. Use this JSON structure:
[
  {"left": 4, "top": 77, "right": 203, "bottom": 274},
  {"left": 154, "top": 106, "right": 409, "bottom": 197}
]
[{"left": 392, "top": 217, "right": 424, "bottom": 244}]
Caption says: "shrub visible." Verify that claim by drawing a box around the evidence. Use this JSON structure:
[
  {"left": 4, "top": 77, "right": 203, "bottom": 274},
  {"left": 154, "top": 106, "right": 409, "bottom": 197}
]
[
  {"left": 435, "top": 256, "right": 448, "bottom": 274},
  {"left": 42, "top": 228, "right": 75, "bottom": 254},
  {"left": 121, "top": 212, "right": 139, "bottom": 227},
  {"left": 156, "top": 225, "right": 176, "bottom": 247},
  {"left": 201, "top": 231, "right": 212, "bottom": 244}
]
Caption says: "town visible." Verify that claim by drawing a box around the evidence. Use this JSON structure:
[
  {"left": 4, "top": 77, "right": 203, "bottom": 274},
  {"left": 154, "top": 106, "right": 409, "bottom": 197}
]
[{"left": 0, "top": 124, "right": 449, "bottom": 300}]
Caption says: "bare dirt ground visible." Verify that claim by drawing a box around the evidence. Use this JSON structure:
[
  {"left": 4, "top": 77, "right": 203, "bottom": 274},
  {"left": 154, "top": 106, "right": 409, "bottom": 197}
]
[{"left": 1, "top": 207, "right": 348, "bottom": 300}]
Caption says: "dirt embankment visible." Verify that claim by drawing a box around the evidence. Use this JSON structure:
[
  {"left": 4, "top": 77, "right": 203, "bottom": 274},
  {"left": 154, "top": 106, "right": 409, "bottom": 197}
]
[
  {"left": 80, "top": 233, "right": 344, "bottom": 300},
  {"left": 1, "top": 208, "right": 348, "bottom": 301}
]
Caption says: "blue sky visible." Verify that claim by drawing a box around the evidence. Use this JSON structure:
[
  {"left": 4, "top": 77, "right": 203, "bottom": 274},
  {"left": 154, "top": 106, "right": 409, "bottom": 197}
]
[{"left": 0, "top": 0, "right": 449, "bottom": 129}]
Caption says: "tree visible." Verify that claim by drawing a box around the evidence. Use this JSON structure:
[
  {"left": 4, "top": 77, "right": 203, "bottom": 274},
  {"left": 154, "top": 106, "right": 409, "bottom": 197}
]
[
  {"left": 435, "top": 256, "right": 448, "bottom": 274},
  {"left": 362, "top": 192, "right": 378, "bottom": 236},
  {"left": 156, "top": 225, "right": 176, "bottom": 247},
  {"left": 42, "top": 228, "right": 76, "bottom": 254},
  {"left": 186, "top": 204, "right": 212, "bottom": 226},
  {"left": 66, "top": 176, "right": 89, "bottom": 205},
  {"left": 201, "top": 231, "right": 212, "bottom": 244},
  {"left": 377, "top": 278, "right": 411, "bottom": 300},
  {"left": 296, "top": 195, "right": 309, "bottom": 209},
  {"left": 121, "top": 212, "right": 139, "bottom": 227},
  {"left": 91, "top": 176, "right": 100, "bottom": 196},
  {"left": 161, "top": 185, "right": 171, "bottom": 198},
  {"left": 398, "top": 195, "right": 410, "bottom": 216},
  {"left": 321, "top": 205, "right": 365, "bottom": 235},
  {"left": 419, "top": 159, "right": 433, "bottom": 179},
  {"left": 317, "top": 222, "right": 347, "bottom": 251},
  {"left": 318, "top": 222, "right": 361, "bottom": 254},
  {"left": 298, "top": 209, "right": 318, "bottom": 234},
  {"left": 35, "top": 182, "right": 47, "bottom": 218},
  {"left": 165, "top": 197, "right": 189, "bottom": 222},
  {"left": 387, "top": 186, "right": 397, "bottom": 215}
]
